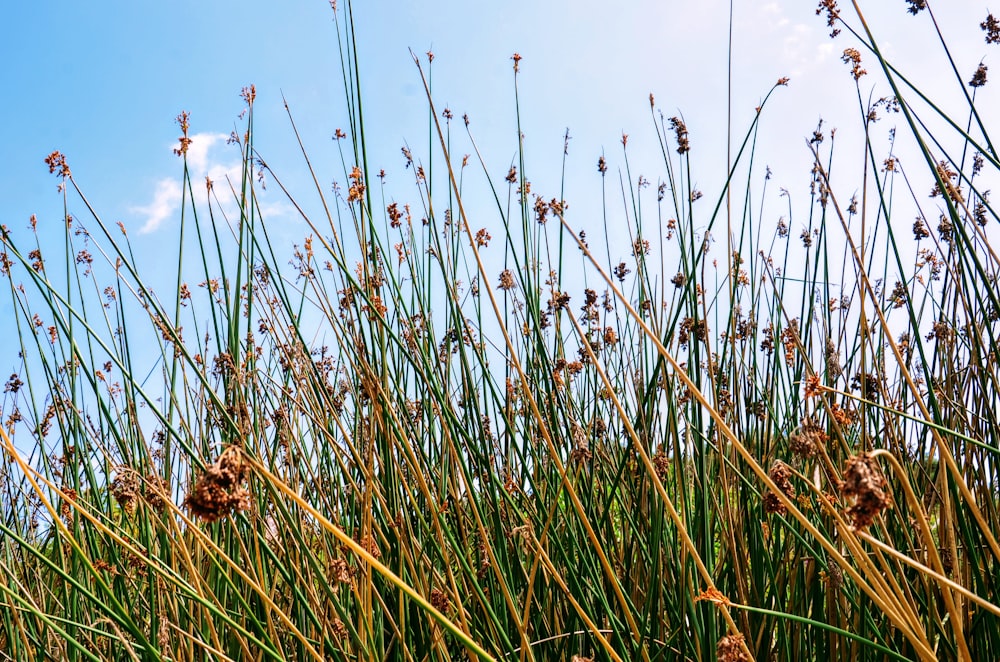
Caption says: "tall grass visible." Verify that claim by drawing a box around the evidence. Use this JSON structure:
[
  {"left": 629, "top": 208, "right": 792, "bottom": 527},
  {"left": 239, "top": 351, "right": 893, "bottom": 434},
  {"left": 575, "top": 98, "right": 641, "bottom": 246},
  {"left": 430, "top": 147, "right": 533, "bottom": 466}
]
[{"left": 1, "top": 1, "right": 999, "bottom": 659}]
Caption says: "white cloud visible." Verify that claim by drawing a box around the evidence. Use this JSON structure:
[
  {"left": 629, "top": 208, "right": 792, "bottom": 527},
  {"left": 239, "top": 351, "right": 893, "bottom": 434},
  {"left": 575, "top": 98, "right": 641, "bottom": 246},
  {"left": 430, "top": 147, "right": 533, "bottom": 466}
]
[
  {"left": 132, "top": 131, "right": 298, "bottom": 235},
  {"left": 132, "top": 177, "right": 182, "bottom": 235},
  {"left": 184, "top": 132, "right": 230, "bottom": 177},
  {"left": 131, "top": 132, "right": 237, "bottom": 234}
]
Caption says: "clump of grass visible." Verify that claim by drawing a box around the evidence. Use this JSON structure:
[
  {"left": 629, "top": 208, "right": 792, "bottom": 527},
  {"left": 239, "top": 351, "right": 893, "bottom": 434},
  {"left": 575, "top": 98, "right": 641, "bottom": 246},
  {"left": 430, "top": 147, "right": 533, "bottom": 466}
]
[{"left": 1, "top": 1, "right": 999, "bottom": 660}]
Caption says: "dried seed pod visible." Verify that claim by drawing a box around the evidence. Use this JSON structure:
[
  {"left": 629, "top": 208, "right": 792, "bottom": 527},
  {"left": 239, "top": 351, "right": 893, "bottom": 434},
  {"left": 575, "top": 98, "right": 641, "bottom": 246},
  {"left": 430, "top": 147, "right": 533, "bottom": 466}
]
[
  {"left": 185, "top": 446, "right": 251, "bottom": 522},
  {"left": 841, "top": 453, "right": 889, "bottom": 529}
]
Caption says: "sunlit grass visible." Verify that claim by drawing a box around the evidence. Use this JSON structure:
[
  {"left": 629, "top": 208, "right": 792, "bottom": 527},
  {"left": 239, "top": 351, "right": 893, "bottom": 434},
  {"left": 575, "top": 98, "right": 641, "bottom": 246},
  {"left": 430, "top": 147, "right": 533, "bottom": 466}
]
[{"left": 1, "top": 2, "right": 999, "bottom": 660}]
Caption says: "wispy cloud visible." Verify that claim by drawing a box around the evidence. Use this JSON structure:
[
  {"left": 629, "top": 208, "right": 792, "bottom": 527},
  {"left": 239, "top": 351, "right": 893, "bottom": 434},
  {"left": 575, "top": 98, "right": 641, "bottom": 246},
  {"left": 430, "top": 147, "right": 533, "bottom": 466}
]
[
  {"left": 133, "top": 177, "right": 182, "bottom": 235},
  {"left": 132, "top": 132, "right": 235, "bottom": 234},
  {"left": 184, "top": 132, "right": 229, "bottom": 176}
]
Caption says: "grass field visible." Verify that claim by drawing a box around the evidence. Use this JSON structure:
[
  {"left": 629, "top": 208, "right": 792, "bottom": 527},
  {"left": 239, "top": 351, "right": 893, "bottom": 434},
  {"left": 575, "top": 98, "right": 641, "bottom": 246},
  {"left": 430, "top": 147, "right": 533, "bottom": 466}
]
[{"left": 1, "top": 1, "right": 999, "bottom": 660}]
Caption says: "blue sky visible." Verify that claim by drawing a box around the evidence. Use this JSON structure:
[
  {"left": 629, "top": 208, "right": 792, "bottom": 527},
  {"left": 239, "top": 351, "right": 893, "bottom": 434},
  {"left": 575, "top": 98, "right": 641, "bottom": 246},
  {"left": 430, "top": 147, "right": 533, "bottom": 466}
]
[
  {"left": 1, "top": 1, "right": 997, "bottom": 368},
  {"left": 4, "top": 3, "right": 994, "bottom": 229}
]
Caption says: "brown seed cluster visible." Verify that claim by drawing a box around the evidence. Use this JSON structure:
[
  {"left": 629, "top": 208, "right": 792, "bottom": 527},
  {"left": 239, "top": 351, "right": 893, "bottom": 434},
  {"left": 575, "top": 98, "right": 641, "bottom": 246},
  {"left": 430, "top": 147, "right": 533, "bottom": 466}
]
[
  {"left": 652, "top": 447, "right": 670, "bottom": 482},
  {"left": 44, "top": 151, "right": 71, "bottom": 178},
  {"left": 803, "top": 374, "right": 822, "bottom": 398},
  {"left": 716, "top": 633, "right": 750, "bottom": 662},
  {"left": 816, "top": 0, "right": 841, "bottom": 38},
  {"left": 822, "top": 554, "right": 844, "bottom": 591},
  {"left": 173, "top": 111, "right": 192, "bottom": 157},
  {"left": 841, "top": 48, "right": 867, "bottom": 80},
  {"left": 678, "top": 317, "right": 708, "bottom": 348},
  {"left": 329, "top": 557, "right": 353, "bottom": 584},
  {"left": 983, "top": 13, "right": 1000, "bottom": 44},
  {"left": 780, "top": 319, "right": 800, "bottom": 367},
  {"left": 789, "top": 418, "right": 826, "bottom": 459},
  {"left": 764, "top": 461, "right": 795, "bottom": 515},
  {"left": 498, "top": 269, "right": 516, "bottom": 290},
  {"left": 111, "top": 470, "right": 141, "bottom": 514},
  {"left": 430, "top": 587, "right": 451, "bottom": 615},
  {"left": 825, "top": 337, "right": 843, "bottom": 378},
  {"left": 347, "top": 166, "right": 366, "bottom": 203},
  {"left": 669, "top": 117, "right": 690, "bottom": 155},
  {"left": 144, "top": 474, "right": 170, "bottom": 513},
  {"left": 840, "top": 453, "right": 889, "bottom": 529},
  {"left": 969, "top": 63, "right": 989, "bottom": 88},
  {"left": 184, "top": 446, "right": 251, "bottom": 522}
]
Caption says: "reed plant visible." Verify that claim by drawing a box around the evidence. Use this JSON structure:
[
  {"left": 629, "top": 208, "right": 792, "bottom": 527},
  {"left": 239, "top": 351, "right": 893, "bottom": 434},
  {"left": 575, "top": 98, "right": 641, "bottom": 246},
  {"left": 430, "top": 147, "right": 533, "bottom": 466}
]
[{"left": 1, "top": 1, "right": 998, "bottom": 659}]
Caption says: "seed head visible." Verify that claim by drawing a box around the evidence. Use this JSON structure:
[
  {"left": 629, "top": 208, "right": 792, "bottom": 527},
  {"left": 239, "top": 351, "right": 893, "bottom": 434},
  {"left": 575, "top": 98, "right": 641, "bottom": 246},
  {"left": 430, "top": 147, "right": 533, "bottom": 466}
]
[
  {"left": 816, "top": 0, "right": 842, "bottom": 38},
  {"left": 716, "top": 633, "right": 750, "bottom": 662},
  {"left": 44, "top": 151, "right": 71, "bottom": 178},
  {"left": 669, "top": 117, "right": 690, "bottom": 154},
  {"left": 840, "top": 453, "right": 889, "bottom": 529},
  {"left": 185, "top": 446, "right": 252, "bottom": 522},
  {"left": 841, "top": 48, "right": 866, "bottom": 80},
  {"left": 498, "top": 269, "right": 515, "bottom": 290},
  {"left": 969, "top": 63, "right": 988, "bottom": 88},
  {"left": 982, "top": 13, "right": 1000, "bottom": 44}
]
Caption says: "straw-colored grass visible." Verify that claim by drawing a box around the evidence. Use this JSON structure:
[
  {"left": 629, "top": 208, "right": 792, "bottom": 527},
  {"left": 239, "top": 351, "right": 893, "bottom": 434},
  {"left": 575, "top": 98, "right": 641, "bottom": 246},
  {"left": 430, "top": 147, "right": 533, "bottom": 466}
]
[{"left": 1, "top": 1, "right": 998, "bottom": 659}]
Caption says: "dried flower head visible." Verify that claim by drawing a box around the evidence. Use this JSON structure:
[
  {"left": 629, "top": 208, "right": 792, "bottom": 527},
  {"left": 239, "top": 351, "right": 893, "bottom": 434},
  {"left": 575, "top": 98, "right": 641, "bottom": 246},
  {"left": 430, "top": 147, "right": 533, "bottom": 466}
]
[
  {"left": 185, "top": 446, "right": 252, "bottom": 522},
  {"left": 347, "top": 166, "right": 366, "bottom": 203},
  {"left": 983, "top": 13, "right": 1000, "bottom": 44},
  {"left": 569, "top": 424, "right": 592, "bottom": 465},
  {"left": 825, "top": 337, "right": 843, "bottom": 378},
  {"left": 240, "top": 84, "right": 256, "bottom": 106},
  {"left": 173, "top": 111, "right": 193, "bottom": 157},
  {"left": 44, "top": 151, "right": 71, "bottom": 178},
  {"left": 840, "top": 453, "right": 889, "bottom": 529},
  {"left": 669, "top": 116, "right": 690, "bottom": 154},
  {"left": 841, "top": 48, "right": 867, "bottom": 80},
  {"left": 904, "top": 0, "right": 926, "bottom": 14},
  {"left": 603, "top": 326, "right": 618, "bottom": 346},
  {"left": 780, "top": 318, "right": 800, "bottom": 367},
  {"left": 430, "top": 587, "right": 451, "bottom": 615},
  {"left": 816, "top": 0, "right": 842, "bottom": 38},
  {"left": 800, "top": 228, "right": 813, "bottom": 247},
  {"left": 716, "top": 633, "right": 750, "bottom": 662},
  {"left": 694, "top": 587, "right": 732, "bottom": 606},
  {"left": 549, "top": 291, "right": 571, "bottom": 312},
  {"left": 803, "top": 374, "right": 822, "bottom": 398},
  {"left": 387, "top": 202, "right": 403, "bottom": 229},
  {"left": 498, "top": 269, "right": 515, "bottom": 290},
  {"left": 823, "top": 555, "right": 844, "bottom": 590},
  {"left": 969, "top": 63, "right": 989, "bottom": 88},
  {"left": 144, "top": 474, "right": 169, "bottom": 513},
  {"left": 764, "top": 461, "right": 795, "bottom": 515},
  {"left": 789, "top": 418, "right": 826, "bottom": 458},
  {"left": 328, "top": 557, "right": 353, "bottom": 584},
  {"left": 111, "top": 470, "right": 141, "bottom": 515}
]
